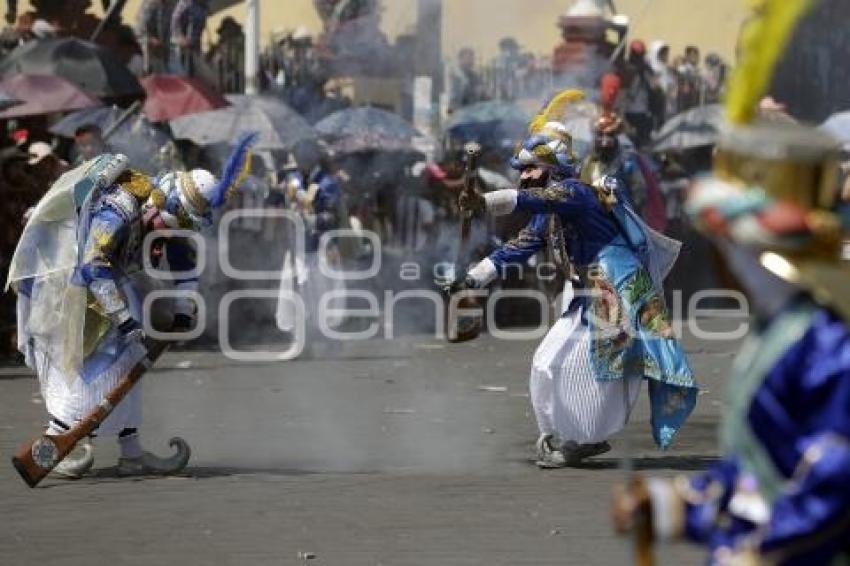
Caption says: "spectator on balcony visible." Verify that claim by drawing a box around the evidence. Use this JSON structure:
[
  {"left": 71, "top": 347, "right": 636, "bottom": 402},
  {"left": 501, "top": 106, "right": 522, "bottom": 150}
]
[
  {"left": 702, "top": 52, "right": 727, "bottom": 104},
  {"left": 135, "top": 0, "right": 176, "bottom": 74},
  {"left": 493, "top": 37, "right": 522, "bottom": 101},
  {"left": 620, "top": 40, "right": 664, "bottom": 147},
  {"left": 171, "top": 0, "right": 208, "bottom": 76},
  {"left": 449, "top": 47, "right": 485, "bottom": 113},
  {"left": 676, "top": 45, "right": 703, "bottom": 111},
  {"left": 207, "top": 16, "right": 244, "bottom": 93}
]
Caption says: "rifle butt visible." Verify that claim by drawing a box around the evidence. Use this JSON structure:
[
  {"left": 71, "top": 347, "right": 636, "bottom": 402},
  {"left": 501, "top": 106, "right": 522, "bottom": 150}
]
[
  {"left": 11, "top": 430, "right": 81, "bottom": 488},
  {"left": 12, "top": 453, "right": 43, "bottom": 488}
]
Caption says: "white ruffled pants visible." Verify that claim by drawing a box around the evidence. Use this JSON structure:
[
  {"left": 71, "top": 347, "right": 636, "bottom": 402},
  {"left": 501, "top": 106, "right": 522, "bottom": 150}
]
[{"left": 530, "top": 306, "right": 642, "bottom": 445}]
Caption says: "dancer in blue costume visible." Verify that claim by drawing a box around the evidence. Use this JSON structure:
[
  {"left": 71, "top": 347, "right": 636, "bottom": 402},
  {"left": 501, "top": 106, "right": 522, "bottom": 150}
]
[
  {"left": 452, "top": 90, "right": 697, "bottom": 467},
  {"left": 7, "top": 134, "right": 256, "bottom": 478},
  {"left": 615, "top": 121, "right": 850, "bottom": 566},
  {"left": 274, "top": 145, "right": 346, "bottom": 341}
]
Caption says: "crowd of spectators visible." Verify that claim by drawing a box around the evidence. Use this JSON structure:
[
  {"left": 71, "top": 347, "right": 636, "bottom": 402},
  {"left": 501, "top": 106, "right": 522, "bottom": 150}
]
[
  {"left": 0, "top": 1, "right": 728, "bottom": 358},
  {"left": 447, "top": 36, "right": 728, "bottom": 147}
]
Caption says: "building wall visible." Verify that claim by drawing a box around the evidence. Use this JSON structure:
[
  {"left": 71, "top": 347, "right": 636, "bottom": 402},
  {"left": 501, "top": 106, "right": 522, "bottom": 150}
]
[{"left": 17, "top": 0, "right": 750, "bottom": 63}]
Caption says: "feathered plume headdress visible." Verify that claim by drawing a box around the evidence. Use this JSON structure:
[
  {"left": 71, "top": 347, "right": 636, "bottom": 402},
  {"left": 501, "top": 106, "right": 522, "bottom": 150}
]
[
  {"left": 210, "top": 131, "right": 259, "bottom": 207},
  {"left": 510, "top": 89, "right": 585, "bottom": 174},
  {"left": 151, "top": 132, "right": 259, "bottom": 230},
  {"left": 528, "top": 89, "right": 585, "bottom": 135}
]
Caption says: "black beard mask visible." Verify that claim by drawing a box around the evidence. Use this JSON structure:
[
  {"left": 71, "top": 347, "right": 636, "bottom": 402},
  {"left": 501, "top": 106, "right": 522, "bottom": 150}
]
[
  {"left": 595, "top": 136, "right": 619, "bottom": 163},
  {"left": 519, "top": 169, "right": 550, "bottom": 190}
]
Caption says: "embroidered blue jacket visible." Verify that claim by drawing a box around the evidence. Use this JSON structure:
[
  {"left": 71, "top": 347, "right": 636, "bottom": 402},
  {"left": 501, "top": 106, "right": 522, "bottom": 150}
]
[
  {"left": 682, "top": 300, "right": 850, "bottom": 565},
  {"left": 482, "top": 180, "right": 697, "bottom": 448}
]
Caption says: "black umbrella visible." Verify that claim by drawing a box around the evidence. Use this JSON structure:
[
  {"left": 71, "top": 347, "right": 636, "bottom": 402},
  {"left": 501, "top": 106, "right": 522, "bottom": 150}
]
[
  {"left": 0, "top": 88, "right": 21, "bottom": 112},
  {"left": 50, "top": 105, "right": 172, "bottom": 174},
  {"left": 445, "top": 101, "right": 529, "bottom": 148},
  {"left": 651, "top": 104, "right": 723, "bottom": 153},
  {"left": 0, "top": 38, "right": 143, "bottom": 100},
  {"left": 315, "top": 106, "right": 420, "bottom": 153}
]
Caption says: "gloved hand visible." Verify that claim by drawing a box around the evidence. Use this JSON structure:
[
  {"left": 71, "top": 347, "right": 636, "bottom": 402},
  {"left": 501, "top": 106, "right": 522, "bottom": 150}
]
[
  {"left": 443, "top": 276, "right": 478, "bottom": 296},
  {"left": 171, "top": 313, "right": 195, "bottom": 333},
  {"left": 458, "top": 190, "right": 485, "bottom": 215}
]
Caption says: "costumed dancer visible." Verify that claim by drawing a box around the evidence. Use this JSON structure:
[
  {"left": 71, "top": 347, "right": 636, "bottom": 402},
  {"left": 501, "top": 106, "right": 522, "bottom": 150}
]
[
  {"left": 581, "top": 110, "right": 668, "bottom": 233},
  {"left": 613, "top": 1, "right": 850, "bottom": 563},
  {"left": 451, "top": 90, "right": 698, "bottom": 468},
  {"left": 275, "top": 144, "right": 346, "bottom": 342},
  {"left": 6, "top": 134, "right": 256, "bottom": 478}
]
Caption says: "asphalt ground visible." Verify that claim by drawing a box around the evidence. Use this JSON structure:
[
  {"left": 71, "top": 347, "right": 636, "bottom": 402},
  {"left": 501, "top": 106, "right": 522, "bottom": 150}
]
[{"left": 0, "top": 317, "right": 743, "bottom": 566}]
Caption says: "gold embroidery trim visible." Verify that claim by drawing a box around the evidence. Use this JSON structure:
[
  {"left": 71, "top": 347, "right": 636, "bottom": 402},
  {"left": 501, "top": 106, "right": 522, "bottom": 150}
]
[
  {"left": 179, "top": 171, "right": 209, "bottom": 215},
  {"left": 117, "top": 169, "right": 154, "bottom": 200}
]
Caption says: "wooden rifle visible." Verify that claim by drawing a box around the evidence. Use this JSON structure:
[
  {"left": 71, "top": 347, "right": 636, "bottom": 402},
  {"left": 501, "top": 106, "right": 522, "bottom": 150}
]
[
  {"left": 446, "top": 142, "right": 483, "bottom": 343},
  {"left": 11, "top": 339, "right": 169, "bottom": 488}
]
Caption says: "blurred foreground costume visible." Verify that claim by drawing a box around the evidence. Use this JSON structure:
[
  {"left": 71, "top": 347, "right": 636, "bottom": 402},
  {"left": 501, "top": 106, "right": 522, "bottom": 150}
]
[
  {"left": 617, "top": 2, "right": 850, "bottom": 563},
  {"left": 639, "top": 122, "right": 850, "bottom": 566},
  {"left": 460, "top": 90, "right": 697, "bottom": 467},
  {"left": 6, "top": 135, "right": 255, "bottom": 478}
]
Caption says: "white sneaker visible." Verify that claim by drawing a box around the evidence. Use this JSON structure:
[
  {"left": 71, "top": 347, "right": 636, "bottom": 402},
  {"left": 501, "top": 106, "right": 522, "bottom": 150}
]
[
  {"left": 535, "top": 434, "right": 567, "bottom": 469},
  {"left": 51, "top": 442, "right": 94, "bottom": 479}
]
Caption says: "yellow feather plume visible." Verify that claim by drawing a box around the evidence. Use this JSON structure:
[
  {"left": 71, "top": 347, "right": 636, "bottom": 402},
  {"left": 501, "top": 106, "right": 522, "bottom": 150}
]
[
  {"left": 725, "top": 0, "right": 812, "bottom": 125},
  {"left": 529, "top": 89, "right": 585, "bottom": 134}
]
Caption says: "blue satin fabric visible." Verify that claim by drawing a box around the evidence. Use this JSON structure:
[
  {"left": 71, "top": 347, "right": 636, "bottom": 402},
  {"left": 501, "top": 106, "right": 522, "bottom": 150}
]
[
  {"left": 683, "top": 303, "right": 850, "bottom": 564},
  {"left": 486, "top": 180, "right": 697, "bottom": 448}
]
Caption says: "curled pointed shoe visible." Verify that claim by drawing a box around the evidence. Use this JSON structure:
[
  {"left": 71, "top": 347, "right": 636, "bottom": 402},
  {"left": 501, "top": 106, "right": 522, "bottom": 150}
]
[
  {"left": 51, "top": 442, "right": 94, "bottom": 480},
  {"left": 116, "top": 437, "right": 191, "bottom": 477}
]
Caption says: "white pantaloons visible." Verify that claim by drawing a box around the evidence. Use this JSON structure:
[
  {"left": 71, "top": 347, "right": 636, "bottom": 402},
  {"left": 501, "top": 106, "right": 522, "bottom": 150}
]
[
  {"left": 34, "top": 344, "right": 145, "bottom": 437},
  {"left": 530, "top": 307, "right": 641, "bottom": 445},
  {"left": 26, "top": 278, "right": 148, "bottom": 437}
]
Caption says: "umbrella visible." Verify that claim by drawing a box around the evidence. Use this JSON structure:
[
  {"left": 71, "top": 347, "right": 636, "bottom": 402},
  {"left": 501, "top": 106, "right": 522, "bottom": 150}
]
[
  {"left": 820, "top": 111, "right": 850, "bottom": 145},
  {"left": 0, "top": 38, "right": 143, "bottom": 100},
  {"left": 141, "top": 74, "right": 229, "bottom": 122},
  {"left": 445, "top": 101, "right": 529, "bottom": 148},
  {"left": 169, "top": 94, "right": 316, "bottom": 150},
  {"left": 50, "top": 105, "right": 172, "bottom": 174},
  {"left": 651, "top": 104, "right": 723, "bottom": 153},
  {"left": 0, "top": 74, "right": 98, "bottom": 119},
  {"left": 314, "top": 106, "right": 420, "bottom": 152},
  {"left": 0, "top": 88, "right": 20, "bottom": 112}
]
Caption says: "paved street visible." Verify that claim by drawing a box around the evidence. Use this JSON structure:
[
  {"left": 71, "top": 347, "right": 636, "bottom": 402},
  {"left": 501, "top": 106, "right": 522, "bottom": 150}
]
[{"left": 0, "top": 318, "right": 741, "bottom": 566}]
